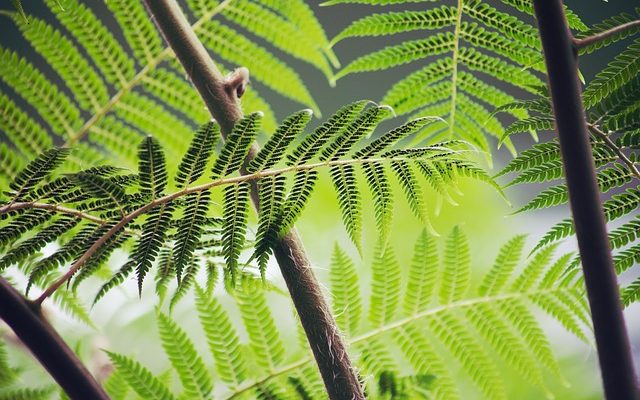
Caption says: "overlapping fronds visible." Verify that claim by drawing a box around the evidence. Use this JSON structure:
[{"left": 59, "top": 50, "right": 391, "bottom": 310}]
[
  {"left": 325, "top": 0, "right": 587, "bottom": 156},
  {"left": 497, "top": 32, "right": 640, "bottom": 307},
  {"left": 103, "top": 228, "right": 589, "bottom": 399},
  {"left": 1, "top": 104, "right": 497, "bottom": 309},
  {"left": 0, "top": 0, "right": 332, "bottom": 186}
]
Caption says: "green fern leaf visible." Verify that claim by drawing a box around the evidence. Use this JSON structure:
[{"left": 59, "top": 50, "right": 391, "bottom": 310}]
[
  {"left": 369, "top": 242, "right": 402, "bottom": 327},
  {"left": 330, "top": 244, "right": 362, "bottom": 335},
  {"left": 13, "top": 16, "right": 109, "bottom": 111},
  {"left": 105, "top": 0, "right": 164, "bottom": 64},
  {"left": 0, "top": 49, "right": 79, "bottom": 137},
  {"left": 439, "top": 226, "right": 470, "bottom": 304},
  {"left": 235, "top": 287, "right": 286, "bottom": 372},
  {"left": 173, "top": 191, "right": 210, "bottom": 282},
  {"left": 403, "top": 229, "right": 438, "bottom": 316},
  {"left": 278, "top": 170, "right": 319, "bottom": 236},
  {"left": 132, "top": 204, "right": 174, "bottom": 294},
  {"left": 195, "top": 286, "right": 249, "bottom": 387},
  {"left": 139, "top": 136, "right": 168, "bottom": 199},
  {"left": 47, "top": 0, "right": 135, "bottom": 86},
  {"left": 157, "top": 312, "right": 213, "bottom": 399},
  {"left": 222, "top": 183, "right": 251, "bottom": 282},
  {"left": 583, "top": 38, "right": 640, "bottom": 108},
  {"left": 336, "top": 33, "right": 455, "bottom": 80},
  {"left": 175, "top": 121, "right": 219, "bottom": 188},
  {"left": 622, "top": 276, "right": 640, "bottom": 307},
  {"left": 287, "top": 101, "right": 369, "bottom": 166},
  {"left": 252, "top": 176, "right": 287, "bottom": 276},
  {"left": 0, "top": 217, "right": 79, "bottom": 271},
  {"left": 107, "top": 351, "right": 177, "bottom": 400},
  {"left": 332, "top": 6, "right": 457, "bottom": 45},
  {"left": 211, "top": 112, "right": 262, "bottom": 178},
  {"left": 330, "top": 164, "right": 363, "bottom": 252},
  {"left": 479, "top": 234, "right": 526, "bottom": 296},
  {"left": 0, "top": 210, "right": 52, "bottom": 248},
  {"left": 248, "top": 109, "right": 312, "bottom": 173},
  {"left": 362, "top": 163, "right": 393, "bottom": 242},
  {"left": 7, "top": 148, "right": 68, "bottom": 200}
]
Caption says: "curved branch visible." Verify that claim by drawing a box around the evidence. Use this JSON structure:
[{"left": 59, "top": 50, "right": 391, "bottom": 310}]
[
  {"left": 0, "top": 278, "right": 108, "bottom": 399},
  {"left": 0, "top": 202, "right": 106, "bottom": 224},
  {"left": 574, "top": 20, "right": 640, "bottom": 50}
]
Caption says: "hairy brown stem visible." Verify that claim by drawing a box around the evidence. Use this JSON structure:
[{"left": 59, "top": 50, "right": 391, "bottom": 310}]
[
  {"left": 141, "top": 1, "right": 365, "bottom": 398},
  {"left": 533, "top": 1, "right": 640, "bottom": 399},
  {"left": 0, "top": 278, "right": 108, "bottom": 399},
  {"left": 574, "top": 19, "right": 640, "bottom": 50}
]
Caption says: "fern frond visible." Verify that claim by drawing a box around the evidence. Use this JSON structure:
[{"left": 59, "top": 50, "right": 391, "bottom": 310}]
[
  {"left": 330, "top": 244, "right": 362, "bottom": 336},
  {"left": 330, "top": 164, "right": 363, "bottom": 252},
  {"left": 369, "top": 242, "right": 401, "bottom": 327},
  {"left": 332, "top": 7, "right": 457, "bottom": 45},
  {"left": 105, "top": 0, "right": 163, "bottom": 65},
  {"left": 138, "top": 136, "right": 167, "bottom": 199},
  {"left": 157, "top": 311, "right": 213, "bottom": 399},
  {"left": 583, "top": 38, "right": 640, "bottom": 108},
  {"left": 622, "top": 276, "right": 640, "bottom": 307},
  {"left": 14, "top": 16, "right": 109, "bottom": 111},
  {"left": 336, "top": 33, "right": 455, "bottom": 80},
  {"left": 198, "top": 21, "right": 319, "bottom": 113},
  {"left": 248, "top": 109, "right": 312, "bottom": 173},
  {"left": 211, "top": 112, "right": 262, "bottom": 178},
  {"left": 287, "top": 100, "right": 369, "bottom": 166},
  {"left": 48, "top": 0, "right": 135, "bottom": 86},
  {"left": 222, "top": 183, "right": 250, "bottom": 282},
  {"left": 252, "top": 176, "right": 287, "bottom": 275},
  {"left": 106, "top": 351, "right": 177, "bottom": 400},
  {"left": 173, "top": 191, "right": 210, "bottom": 282},
  {"left": 133, "top": 204, "right": 174, "bottom": 294},
  {"left": 439, "top": 226, "right": 470, "bottom": 304},
  {"left": 219, "top": 0, "right": 332, "bottom": 78},
  {"left": 0, "top": 49, "right": 79, "bottom": 137},
  {"left": 176, "top": 122, "right": 219, "bottom": 188},
  {"left": 403, "top": 229, "right": 438, "bottom": 316},
  {"left": 479, "top": 234, "right": 526, "bottom": 296},
  {"left": 7, "top": 148, "right": 69, "bottom": 201},
  {"left": 195, "top": 286, "right": 249, "bottom": 388},
  {"left": 235, "top": 287, "right": 286, "bottom": 372}
]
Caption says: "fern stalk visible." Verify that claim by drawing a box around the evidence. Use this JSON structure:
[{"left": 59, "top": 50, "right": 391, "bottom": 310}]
[
  {"left": 141, "top": 1, "right": 365, "bottom": 398},
  {"left": 0, "top": 278, "right": 108, "bottom": 399},
  {"left": 533, "top": 2, "right": 639, "bottom": 399}
]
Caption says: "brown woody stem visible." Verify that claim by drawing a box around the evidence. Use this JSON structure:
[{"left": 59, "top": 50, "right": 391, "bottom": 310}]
[
  {"left": 0, "top": 278, "right": 108, "bottom": 399},
  {"left": 141, "top": 1, "right": 365, "bottom": 398},
  {"left": 533, "top": 1, "right": 640, "bottom": 399}
]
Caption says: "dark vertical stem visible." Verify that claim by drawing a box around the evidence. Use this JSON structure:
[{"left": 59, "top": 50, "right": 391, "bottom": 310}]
[
  {"left": 0, "top": 278, "right": 108, "bottom": 400},
  {"left": 142, "top": 1, "right": 365, "bottom": 398},
  {"left": 532, "top": 1, "right": 640, "bottom": 399}
]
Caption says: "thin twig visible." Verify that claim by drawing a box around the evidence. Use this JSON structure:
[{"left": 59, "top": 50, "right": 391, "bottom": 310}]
[
  {"left": 0, "top": 202, "right": 106, "bottom": 224},
  {"left": 533, "top": 1, "right": 640, "bottom": 398},
  {"left": 588, "top": 124, "right": 640, "bottom": 180},
  {"left": 574, "top": 20, "right": 640, "bottom": 49}
]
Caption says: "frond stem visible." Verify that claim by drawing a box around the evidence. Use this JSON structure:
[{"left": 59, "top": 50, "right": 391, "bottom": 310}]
[
  {"left": 588, "top": 124, "right": 640, "bottom": 181},
  {"left": 447, "top": 0, "right": 464, "bottom": 138},
  {"left": 574, "top": 20, "right": 640, "bottom": 50},
  {"left": 33, "top": 156, "right": 433, "bottom": 305},
  {"left": 0, "top": 201, "right": 106, "bottom": 224}
]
